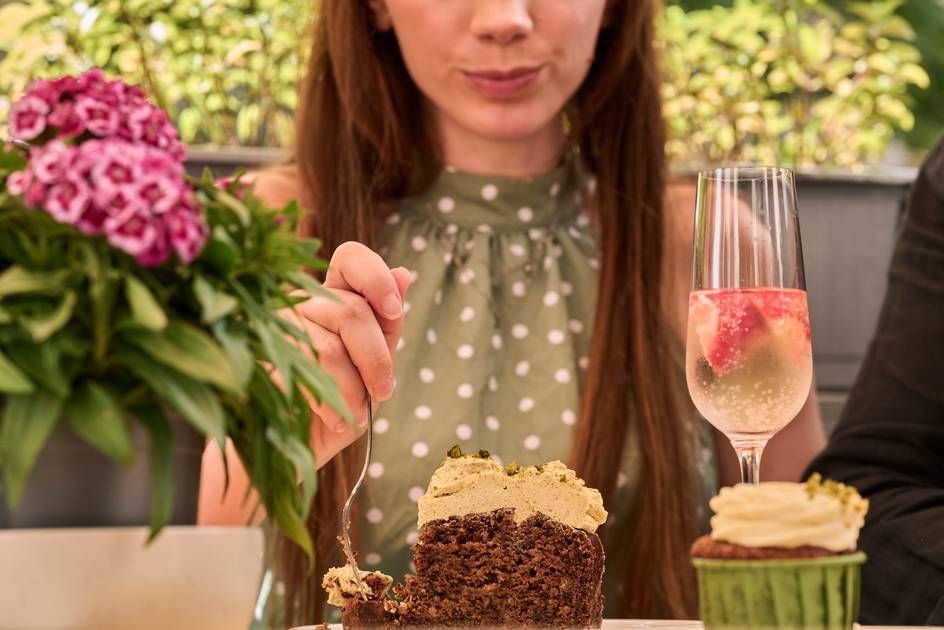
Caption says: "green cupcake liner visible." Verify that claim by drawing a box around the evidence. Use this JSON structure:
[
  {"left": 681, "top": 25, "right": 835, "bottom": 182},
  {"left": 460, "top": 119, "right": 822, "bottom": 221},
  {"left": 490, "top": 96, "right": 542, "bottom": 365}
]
[{"left": 692, "top": 552, "right": 866, "bottom": 630}]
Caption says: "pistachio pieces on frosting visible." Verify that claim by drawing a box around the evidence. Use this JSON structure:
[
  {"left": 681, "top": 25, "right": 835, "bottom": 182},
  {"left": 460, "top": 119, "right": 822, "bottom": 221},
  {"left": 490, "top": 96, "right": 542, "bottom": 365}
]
[
  {"left": 709, "top": 476, "right": 868, "bottom": 552},
  {"left": 417, "top": 448, "right": 607, "bottom": 533},
  {"left": 322, "top": 565, "right": 393, "bottom": 607}
]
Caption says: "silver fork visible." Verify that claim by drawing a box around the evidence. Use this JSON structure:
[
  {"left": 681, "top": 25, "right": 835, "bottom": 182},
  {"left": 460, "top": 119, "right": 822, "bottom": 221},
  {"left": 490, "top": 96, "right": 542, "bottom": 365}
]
[{"left": 340, "top": 396, "right": 373, "bottom": 600}]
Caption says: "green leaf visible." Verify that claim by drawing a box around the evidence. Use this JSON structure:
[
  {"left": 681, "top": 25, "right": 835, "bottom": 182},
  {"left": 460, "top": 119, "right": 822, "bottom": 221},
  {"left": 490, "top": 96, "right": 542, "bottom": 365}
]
[
  {"left": 285, "top": 271, "right": 338, "bottom": 303},
  {"left": 212, "top": 321, "right": 255, "bottom": 389},
  {"left": 269, "top": 486, "right": 313, "bottom": 564},
  {"left": 265, "top": 427, "right": 316, "bottom": 519},
  {"left": 6, "top": 341, "right": 71, "bottom": 398},
  {"left": 236, "top": 102, "right": 260, "bottom": 144},
  {"left": 253, "top": 319, "right": 294, "bottom": 400},
  {"left": 292, "top": 349, "right": 354, "bottom": 424},
  {"left": 73, "top": 242, "right": 103, "bottom": 281},
  {"left": 0, "top": 267, "right": 69, "bottom": 297},
  {"left": 115, "top": 346, "right": 226, "bottom": 446},
  {"left": 0, "top": 347, "right": 35, "bottom": 394},
  {"left": 193, "top": 275, "right": 239, "bottom": 324},
  {"left": 200, "top": 226, "right": 239, "bottom": 273},
  {"left": 0, "top": 146, "right": 27, "bottom": 172},
  {"left": 122, "top": 321, "right": 243, "bottom": 395},
  {"left": 125, "top": 276, "right": 167, "bottom": 331},
  {"left": 215, "top": 189, "right": 251, "bottom": 227},
  {"left": 135, "top": 406, "right": 174, "bottom": 542},
  {"left": 90, "top": 275, "right": 118, "bottom": 364},
  {"left": 66, "top": 382, "right": 134, "bottom": 465},
  {"left": 898, "top": 63, "right": 930, "bottom": 89},
  {"left": 19, "top": 291, "right": 77, "bottom": 342},
  {"left": 0, "top": 391, "right": 63, "bottom": 506}
]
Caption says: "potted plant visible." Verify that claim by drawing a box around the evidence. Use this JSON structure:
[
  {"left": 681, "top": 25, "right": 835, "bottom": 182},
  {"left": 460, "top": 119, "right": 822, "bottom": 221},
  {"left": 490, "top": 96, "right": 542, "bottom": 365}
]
[{"left": 0, "top": 68, "right": 345, "bottom": 558}]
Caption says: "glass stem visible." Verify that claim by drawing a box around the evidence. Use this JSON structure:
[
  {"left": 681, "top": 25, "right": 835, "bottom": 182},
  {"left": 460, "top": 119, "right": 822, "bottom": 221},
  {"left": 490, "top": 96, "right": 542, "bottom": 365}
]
[{"left": 734, "top": 441, "right": 766, "bottom": 484}]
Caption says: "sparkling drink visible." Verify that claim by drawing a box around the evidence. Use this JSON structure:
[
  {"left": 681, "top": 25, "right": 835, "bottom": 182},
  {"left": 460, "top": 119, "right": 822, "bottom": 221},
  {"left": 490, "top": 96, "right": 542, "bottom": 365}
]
[{"left": 686, "top": 288, "right": 813, "bottom": 443}]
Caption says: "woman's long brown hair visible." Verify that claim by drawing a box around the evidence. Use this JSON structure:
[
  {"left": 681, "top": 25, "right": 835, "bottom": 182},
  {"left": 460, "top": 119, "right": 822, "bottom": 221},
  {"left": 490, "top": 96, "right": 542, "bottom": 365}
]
[{"left": 277, "top": 0, "right": 698, "bottom": 625}]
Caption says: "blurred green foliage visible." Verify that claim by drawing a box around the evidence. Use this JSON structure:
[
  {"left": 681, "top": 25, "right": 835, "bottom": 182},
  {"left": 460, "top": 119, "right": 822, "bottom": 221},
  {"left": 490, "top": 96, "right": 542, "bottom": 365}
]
[
  {"left": 659, "top": 0, "right": 930, "bottom": 167},
  {"left": 670, "top": 0, "right": 943, "bottom": 156},
  {"left": 0, "top": 0, "right": 312, "bottom": 147},
  {"left": 898, "top": 0, "right": 944, "bottom": 151}
]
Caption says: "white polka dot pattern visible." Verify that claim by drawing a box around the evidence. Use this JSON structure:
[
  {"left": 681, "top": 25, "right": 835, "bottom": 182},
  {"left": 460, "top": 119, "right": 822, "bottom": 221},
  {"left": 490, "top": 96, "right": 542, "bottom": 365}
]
[
  {"left": 458, "top": 268, "right": 475, "bottom": 284},
  {"left": 438, "top": 196, "right": 455, "bottom": 213}
]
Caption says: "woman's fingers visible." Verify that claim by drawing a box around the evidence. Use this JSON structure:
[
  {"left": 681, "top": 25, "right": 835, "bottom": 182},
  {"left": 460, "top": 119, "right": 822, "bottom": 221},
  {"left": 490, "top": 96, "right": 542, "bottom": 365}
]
[
  {"left": 298, "top": 288, "right": 396, "bottom": 402},
  {"left": 380, "top": 266, "right": 411, "bottom": 355},
  {"left": 326, "top": 241, "right": 404, "bottom": 320},
  {"left": 305, "top": 323, "right": 369, "bottom": 432}
]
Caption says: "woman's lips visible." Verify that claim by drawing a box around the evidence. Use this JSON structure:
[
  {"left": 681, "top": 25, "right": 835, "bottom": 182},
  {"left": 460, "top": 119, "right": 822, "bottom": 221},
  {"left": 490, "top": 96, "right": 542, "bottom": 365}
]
[{"left": 463, "top": 66, "right": 543, "bottom": 99}]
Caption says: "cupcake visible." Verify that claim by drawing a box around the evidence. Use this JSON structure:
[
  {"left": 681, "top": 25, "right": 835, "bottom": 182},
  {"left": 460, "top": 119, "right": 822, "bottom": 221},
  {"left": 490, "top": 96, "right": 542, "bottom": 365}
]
[{"left": 691, "top": 474, "right": 868, "bottom": 630}]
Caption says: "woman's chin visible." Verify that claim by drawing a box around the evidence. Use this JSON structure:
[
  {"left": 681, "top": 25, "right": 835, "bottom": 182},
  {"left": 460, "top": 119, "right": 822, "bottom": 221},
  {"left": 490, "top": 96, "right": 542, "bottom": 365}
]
[{"left": 463, "top": 108, "right": 563, "bottom": 143}]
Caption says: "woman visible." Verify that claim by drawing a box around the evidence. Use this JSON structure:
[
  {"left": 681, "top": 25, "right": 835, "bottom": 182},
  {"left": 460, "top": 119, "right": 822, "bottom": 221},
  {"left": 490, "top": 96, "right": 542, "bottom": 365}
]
[{"left": 200, "top": 0, "right": 825, "bottom": 624}]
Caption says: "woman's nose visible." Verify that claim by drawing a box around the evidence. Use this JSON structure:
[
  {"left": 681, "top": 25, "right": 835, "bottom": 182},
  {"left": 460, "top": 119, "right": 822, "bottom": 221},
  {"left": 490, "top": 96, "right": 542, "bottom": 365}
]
[{"left": 469, "top": 0, "right": 534, "bottom": 46}]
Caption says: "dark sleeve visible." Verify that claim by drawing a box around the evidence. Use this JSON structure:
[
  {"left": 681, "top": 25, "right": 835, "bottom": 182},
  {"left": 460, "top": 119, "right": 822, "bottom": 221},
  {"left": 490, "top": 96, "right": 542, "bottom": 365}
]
[{"left": 805, "top": 136, "right": 944, "bottom": 627}]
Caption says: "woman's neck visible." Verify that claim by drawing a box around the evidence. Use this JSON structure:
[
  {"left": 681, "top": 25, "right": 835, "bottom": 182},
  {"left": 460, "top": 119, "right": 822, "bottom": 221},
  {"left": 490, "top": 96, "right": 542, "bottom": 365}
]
[{"left": 435, "top": 111, "right": 567, "bottom": 179}]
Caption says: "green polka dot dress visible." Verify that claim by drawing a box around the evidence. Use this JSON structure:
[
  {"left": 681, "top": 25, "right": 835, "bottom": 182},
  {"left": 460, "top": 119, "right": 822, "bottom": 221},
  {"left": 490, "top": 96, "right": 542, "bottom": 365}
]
[{"left": 353, "top": 153, "right": 717, "bottom": 613}]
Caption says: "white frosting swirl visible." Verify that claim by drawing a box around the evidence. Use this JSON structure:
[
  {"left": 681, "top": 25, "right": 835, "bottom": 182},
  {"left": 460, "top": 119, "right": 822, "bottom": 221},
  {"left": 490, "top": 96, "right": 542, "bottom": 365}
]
[{"left": 709, "top": 481, "right": 868, "bottom": 552}]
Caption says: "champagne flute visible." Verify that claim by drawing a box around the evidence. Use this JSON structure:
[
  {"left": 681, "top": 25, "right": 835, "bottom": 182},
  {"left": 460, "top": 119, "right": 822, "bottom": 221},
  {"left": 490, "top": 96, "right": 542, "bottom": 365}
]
[{"left": 686, "top": 166, "right": 813, "bottom": 484}]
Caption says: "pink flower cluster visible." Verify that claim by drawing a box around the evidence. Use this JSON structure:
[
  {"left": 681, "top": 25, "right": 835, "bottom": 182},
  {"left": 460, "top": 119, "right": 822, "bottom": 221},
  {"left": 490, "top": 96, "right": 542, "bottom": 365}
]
[
  {"left": 5, "top": 69, "right": 207, "bottom": 267},
  {"left": 8, "top": 68, "right": 185, "bottom": 160},
  {"left": 8, "top": 139, "right": 207, "bottom": 266}
]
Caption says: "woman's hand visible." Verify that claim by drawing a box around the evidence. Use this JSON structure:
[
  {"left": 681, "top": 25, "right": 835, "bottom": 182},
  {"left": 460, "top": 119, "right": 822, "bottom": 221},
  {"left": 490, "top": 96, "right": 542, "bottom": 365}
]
[{"left": 293, "top": 241, "right": 410, "bottom": 466}]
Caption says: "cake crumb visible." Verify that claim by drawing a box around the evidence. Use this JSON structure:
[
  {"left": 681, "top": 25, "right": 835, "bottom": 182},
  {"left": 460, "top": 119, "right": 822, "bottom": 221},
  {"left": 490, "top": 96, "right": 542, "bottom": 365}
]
[{"left": 322, "top": 565, "right": 393, "bottom": 607}]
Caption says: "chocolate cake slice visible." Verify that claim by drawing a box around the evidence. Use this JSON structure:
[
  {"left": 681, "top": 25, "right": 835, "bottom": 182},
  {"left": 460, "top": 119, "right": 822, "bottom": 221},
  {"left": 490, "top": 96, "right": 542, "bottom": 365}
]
[{"left": 323, "top": 448, "right": 607, "bottom": 628}]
